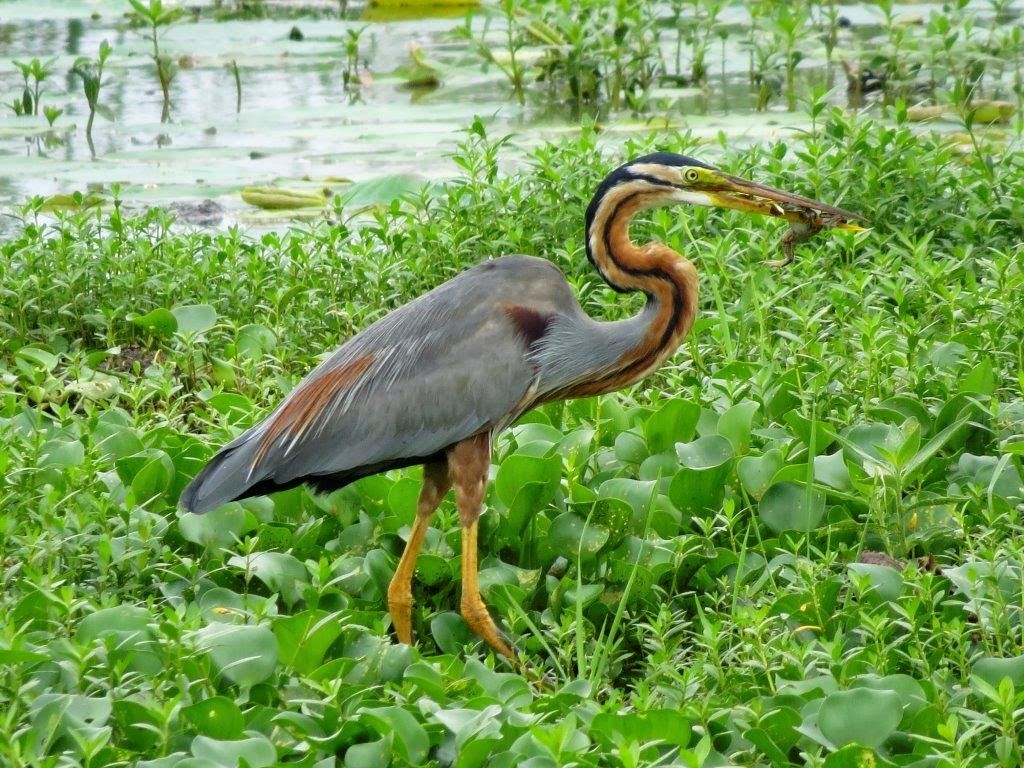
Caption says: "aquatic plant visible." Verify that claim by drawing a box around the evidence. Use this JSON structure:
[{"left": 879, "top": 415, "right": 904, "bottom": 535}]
[
  {"left": 71, "top": 40, "right": 113, "bottom": 159},
  {"left": 10, "top": 57, "right": 56, "bottom": 117},
  {"left": 127, "top": 0, "right": 184, "bottom": 123}
]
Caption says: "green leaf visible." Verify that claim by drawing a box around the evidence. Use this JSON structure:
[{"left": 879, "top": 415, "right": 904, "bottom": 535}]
[
  {"left": 181, "top": 697, "right": 245, "bottom": 740},
  {"left": 227, "top": 551, "right": 308, "bottom": 606},
  {"left": 130, "top": 307, "right": 177, "bottom": 338},
  {"left": 817, "top": 688, "right": 903, "bottom": 749},
  {"left": 16, "top": 346, "right": 59, "bottom": 372},
  {"left": 345, "top": 737, "right": 392, "bottom": 768},
  {"left": 972, "top": 653, "right": 1024, "bottom": 689},
  {"left": 172, "top": 304, "right": 218, "bottom": 335},
  {"left": 117, "top": 449, "right": 175, "bottom": 502},
  {"left": 643, "top": 399, "right": 699, "bottom": 453},
  {"left": 235, "top": 324, "right": 277, "bottom": 358},
  {"left": 337, "top": 173, "right": 424, "bottom": 211},
  {"left": 179, "top": 504, "right": 247, "bottom": 549},
  {"left": 547, "top": 512, "right": 610, "bottom": 562},
  {"left": 824, "top": 744, "right": 897, "bottom": 768},
  {"left": 358, "top": 706, "right": 428, "bottom": 765},
  {"left": 813, "top": 451, "right": 851, "bottom": 491},
  {"left": 77, "top": 606, "right": 162, "bottom": 675},
  {"left": 758, "top": 481, "right": 825, "bottom": 534},
  {"left": 847, "top": 563, "right": 905, "bottom": 602},
  {"left": 737, "top": 449, "right": 783, "bottom": 499},
  {"left": 717, "top": 400, "right": 759, "bottom": 454},
  {"left": 273, "top": 610, "right": 343, "bottom": 674},
  {"left": 190, "top": 735, "right": 276, "bottom": 767},
  {"left": 195, "top": 624, "right": 278, "bottom": 687},
  {"left": 494, "top": 453, "right": 560, "bottom": 508},
  {"left": 669, "top": 435, "right": 734, "bottom": 515}
]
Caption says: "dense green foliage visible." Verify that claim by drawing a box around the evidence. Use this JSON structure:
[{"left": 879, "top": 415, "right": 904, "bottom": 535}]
[{"left": 2, "top": 112, "right": 1024, "bottom": 767}]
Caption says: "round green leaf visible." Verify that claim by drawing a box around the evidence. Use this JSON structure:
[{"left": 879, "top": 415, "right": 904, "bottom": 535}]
[
  {"left": 669, "top": 435, "right": 733, "bottom": 514},
  {"left": 235, "top": 323, "right": 277, "bottom": 358},
  {"left": 547, "top": 512, "right": 610, "bottom": 562},
  {"left": 737, "top": 449, "right": 783, "bottom": 499},
  {"left": 643, "top": 399, "right": 699, "bottom": 453},
  {"left": 818, "top": 688, "right": 903, "bottom": 749},
  {"left": 195, "top": 624, "right": 278, "bottom": 687},
  {"left": 758, "top": 481, "right": 825, "bottom": 534},
  {"left": 179, "top": 504, "right": 246, "bottom": 549},
  {"left": 847, "top": 563, "right": 904, "bottom": 602},
  {"left": 172, "top": 304, "right": 218, "bottom": 335},
  {"left": 972, "top": 653, "right": 1024, "bottom": 689},
  {"left": 190, "top": 735, "right": 276, "bottom": 767},
  {"left": 181, "top": 697, "right": 245, "bottom": 740}
]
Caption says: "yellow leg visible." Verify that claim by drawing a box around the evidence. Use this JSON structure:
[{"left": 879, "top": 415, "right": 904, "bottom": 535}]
[
  {"left": 460, "top": 518, "right": 514, "bottom": 658},
  {"left": 387, "top": 463, "right": 450, "bottom": 645},
  {"left": 451, "top": 432, "right": 514, "bottom": 659}
]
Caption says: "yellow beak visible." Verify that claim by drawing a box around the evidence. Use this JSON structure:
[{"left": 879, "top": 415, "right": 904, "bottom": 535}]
[{"left": 703, "top": 171, "right": 866, "bottom": 229}]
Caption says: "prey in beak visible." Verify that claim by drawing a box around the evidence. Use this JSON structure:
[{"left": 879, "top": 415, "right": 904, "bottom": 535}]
[{"left": 679, "top": 167, "right": 867, "bottom": 267}]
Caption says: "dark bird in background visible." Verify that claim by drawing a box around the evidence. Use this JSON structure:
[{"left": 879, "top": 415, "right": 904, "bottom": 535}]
[{"left": 181, "top": 153, "right": 863, "bottom": 658}]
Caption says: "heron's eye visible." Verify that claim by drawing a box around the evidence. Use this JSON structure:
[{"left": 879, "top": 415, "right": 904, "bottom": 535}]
[{"left": 683, "top": 168, "right": 700, "bottom": 183}]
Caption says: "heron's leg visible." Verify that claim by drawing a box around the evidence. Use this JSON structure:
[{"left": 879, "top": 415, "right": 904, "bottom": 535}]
[
  {"left": 387, "top": 461, "right": 450, "bottom": 645},
  {"left": 451, "top": 433, "right": 515, "bottom": 659}
]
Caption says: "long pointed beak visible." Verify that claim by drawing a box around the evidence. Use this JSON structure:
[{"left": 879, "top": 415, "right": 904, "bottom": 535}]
[{"left": 702, "top": 172, "right": 867, "bottom": 230}]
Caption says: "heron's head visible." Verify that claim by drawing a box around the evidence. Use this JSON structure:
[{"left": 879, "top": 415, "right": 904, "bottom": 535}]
[{"left": 587, "top": 152, "right": 866, "bottom": 231}]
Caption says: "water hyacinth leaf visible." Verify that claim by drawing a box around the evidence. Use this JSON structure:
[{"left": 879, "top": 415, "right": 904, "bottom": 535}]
[
  {"left": 40, "top": 437, "right": 85, "bottom": 468},
  {"left": 130, "top": 308, "right": 177, "bottom": 338},
  {"left": 172, "top": 304, "right": 218, "bottom": 335},
  {"left": 840, "top": 422, "right": 903, "bottom": 468},
  {"left": 852, "top": 674, "right": 927, "bottom": 718},
  {"left": 956, "top": 454, "right": 1023, "bottom": 500},
  {"left": 273, "top": 610, "right": 343, "bottom": 674},
  {"left": 430, "top": 611, "right": 474, "bottom": 654},
  {"left": 547, "top": 512, "right": 610, "bottom": 562},
  {"left": 358, "top": 706, "right": 428, "bottom": 765},
  {"left": 181, "top": 697, "right": 245, "bottom": 739},
  {"left": 784, "top": 411, "right": 837, "bottom": 454},
  {"left": 737, "top": 449, "right": 783, "bottom": 499},
  {"left": 77, "top": 605, "right": 161, "bottom": 675},
  {"left": 190, "top": 735, "right": 276, "bottom": 767},
  {"left": 337, "top": 173, "right": 424, "bottom": 211},
  {"left": 971, "top": 654, "right": 1024, "bottom": 689},
  {"left": 29, "top": 693, "right": 112, "bottom": 755},
  {"left": 643, "top": 399, "right": 699, "bottom": 453},
  {"left": 235, "top": 323, "right": 277, "bottom": 358},
  {"left": 117, "top": 449, "right": 175, "bottom": 501},
  {"left": 614, "top": 429, "right": 648, "bottom": 464},
  {"left": 759, "top": 482, "right": 825, "bottom": 534},
  {"left": 195, "top": 624, "right": 278, "bottom": 687},
  {"left": 847, "top": 562, "right": 905, "bottom": 602},
  {"left": 817, "top": 688, "right": 903, "bottom": 749},
  {"left": 589, "top": 710, "right": 691, "bottom": 749},
  {"left": 113, "top": 699, "right": 164, "bottom": 751},
  {"left": 179, "top": 503, "right": 246, "bottom": 549},
  {"left": 345, "top": 737, "right": 391, "bottom": 768},
  {"left": 669, "top": 435, "right": 733, "bottom": 515},
  {"left": 717, "top": 400, "right": 759, "bottom": 454},
  {"left": 494, "top": 453, "right": 561, "bottom": 508},
  {"left": 813, "top": 451, "right": 851, "bottom": 491},
  {"left": 227, "top": 551, "right": 308, "bottom": 606}
]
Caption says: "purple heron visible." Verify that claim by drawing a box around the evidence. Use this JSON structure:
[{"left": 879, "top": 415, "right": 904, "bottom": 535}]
[{"left": 180, "top": 153, "right": 863, "bottom": 658}]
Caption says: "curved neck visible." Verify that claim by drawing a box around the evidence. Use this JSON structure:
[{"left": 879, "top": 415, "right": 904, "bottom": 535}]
[{"left": 570, "top": 180, "right": 698, "bottom": 396}]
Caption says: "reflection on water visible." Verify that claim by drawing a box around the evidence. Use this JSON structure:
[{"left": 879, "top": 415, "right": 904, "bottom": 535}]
[{"left": 0, "top": 0, "right": 1019, "bottom": 229}]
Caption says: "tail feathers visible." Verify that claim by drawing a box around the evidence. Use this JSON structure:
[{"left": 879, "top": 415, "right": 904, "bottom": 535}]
[{"left": 179, "top": 437, "right": 265, "bottom": 515}]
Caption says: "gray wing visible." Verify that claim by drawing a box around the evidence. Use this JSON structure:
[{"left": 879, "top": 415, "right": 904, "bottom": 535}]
[{"left": 180, "top": 256, "right": 577, "bottom": 513}]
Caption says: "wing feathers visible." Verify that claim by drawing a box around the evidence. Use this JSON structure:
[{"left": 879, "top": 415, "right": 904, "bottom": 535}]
[{"left": 249, "top": 354, "right": 374, "bottom": 477}]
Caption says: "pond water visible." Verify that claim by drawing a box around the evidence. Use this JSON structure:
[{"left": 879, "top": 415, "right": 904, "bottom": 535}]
[{"left": 0, "top": 0, "right": 1020, "bottom": 228}]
